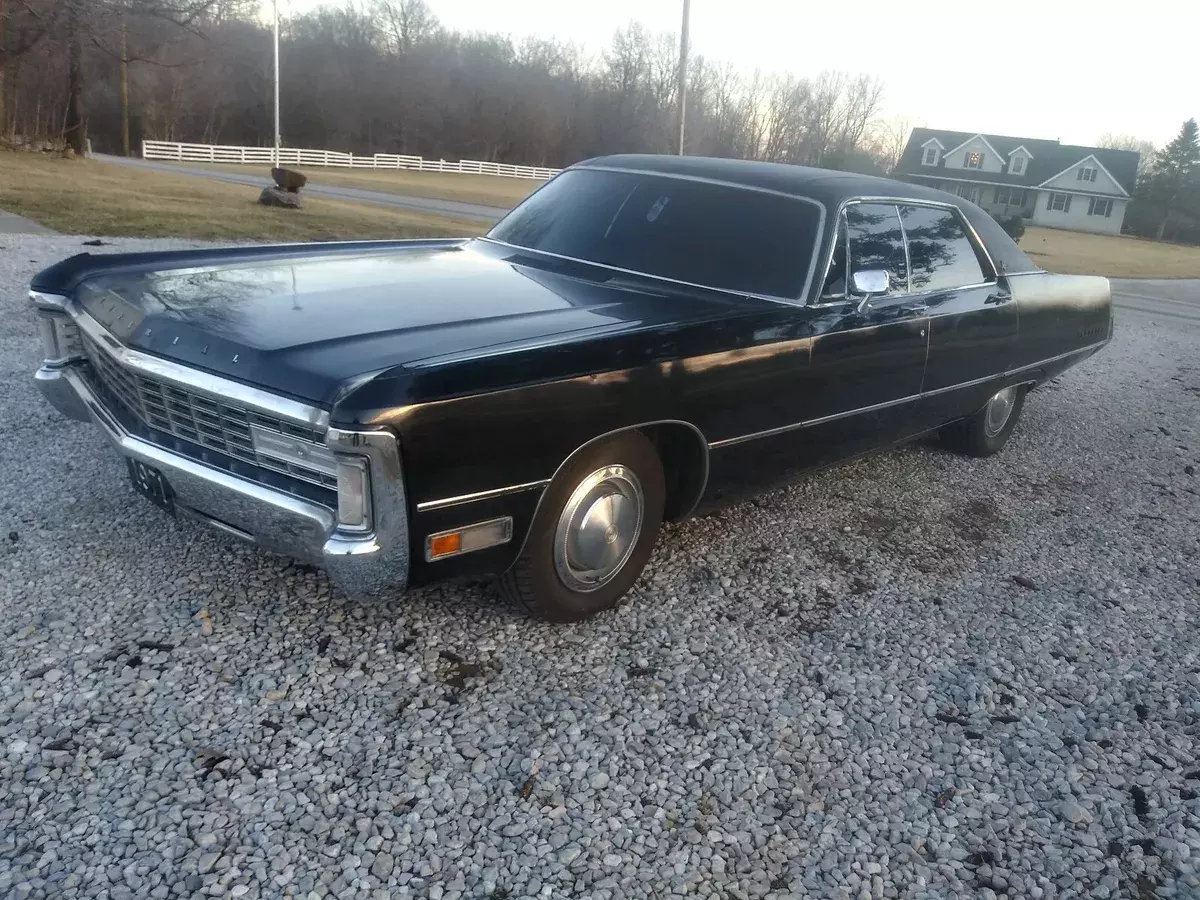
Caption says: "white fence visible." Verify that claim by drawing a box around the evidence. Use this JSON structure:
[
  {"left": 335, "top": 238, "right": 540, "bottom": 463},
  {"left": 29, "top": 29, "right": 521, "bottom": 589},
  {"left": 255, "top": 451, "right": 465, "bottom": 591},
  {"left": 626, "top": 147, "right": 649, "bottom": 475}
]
[{"left": 141, "top": 140, "right": 560, "bottom": 180}]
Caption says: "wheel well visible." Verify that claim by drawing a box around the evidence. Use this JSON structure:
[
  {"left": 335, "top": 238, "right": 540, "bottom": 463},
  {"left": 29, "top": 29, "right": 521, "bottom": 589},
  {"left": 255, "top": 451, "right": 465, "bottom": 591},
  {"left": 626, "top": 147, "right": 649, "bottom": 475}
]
[{"left": 639, "top": 422, "right": 709, "bottom": 521}]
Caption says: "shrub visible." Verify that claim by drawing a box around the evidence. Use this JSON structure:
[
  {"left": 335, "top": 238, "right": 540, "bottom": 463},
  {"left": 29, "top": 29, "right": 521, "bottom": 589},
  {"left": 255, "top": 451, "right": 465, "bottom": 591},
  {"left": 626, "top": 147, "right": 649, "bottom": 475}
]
[{"left": 994, "top": 213, "right": 1026, "bottom": 243}]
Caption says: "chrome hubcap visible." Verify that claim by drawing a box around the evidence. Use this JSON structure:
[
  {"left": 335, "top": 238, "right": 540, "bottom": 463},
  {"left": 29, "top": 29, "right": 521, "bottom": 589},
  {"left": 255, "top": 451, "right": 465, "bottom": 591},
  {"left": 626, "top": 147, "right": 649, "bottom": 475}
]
[
  {"left": 554, "top": 465, "right": 644, "bottom": 593},
  {"left": 984, "top": 386, "right": 1017, "bottom": 437}
]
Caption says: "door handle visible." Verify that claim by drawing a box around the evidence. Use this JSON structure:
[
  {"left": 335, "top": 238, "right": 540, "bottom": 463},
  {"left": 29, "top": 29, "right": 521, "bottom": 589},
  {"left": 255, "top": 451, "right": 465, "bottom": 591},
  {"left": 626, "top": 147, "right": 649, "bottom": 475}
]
[{"left": 901, "top": 301, "right": 929, "bottom": 314}]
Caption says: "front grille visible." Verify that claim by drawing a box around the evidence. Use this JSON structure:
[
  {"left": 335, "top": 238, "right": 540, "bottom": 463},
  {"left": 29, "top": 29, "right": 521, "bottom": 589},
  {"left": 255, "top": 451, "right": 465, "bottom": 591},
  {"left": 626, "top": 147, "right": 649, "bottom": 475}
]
[{"left": 80, "top": 333, "right": 336, "bottom": 490}]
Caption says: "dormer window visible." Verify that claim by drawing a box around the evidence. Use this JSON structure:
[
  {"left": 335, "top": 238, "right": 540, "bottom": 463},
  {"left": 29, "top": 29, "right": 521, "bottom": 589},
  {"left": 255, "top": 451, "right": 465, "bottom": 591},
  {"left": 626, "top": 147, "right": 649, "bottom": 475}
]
[
  {"left": 923, "top": 147, "right": 938, "bottom": 166},
  {"left": 1078, "top": 166, "right": 1097, "bottom": 182},
  {"left": 1011, "top": 156, "right": 1025, "bottom": 175},
  {"left": 965, "top": 151, "right": 984, "bottom": 169}
]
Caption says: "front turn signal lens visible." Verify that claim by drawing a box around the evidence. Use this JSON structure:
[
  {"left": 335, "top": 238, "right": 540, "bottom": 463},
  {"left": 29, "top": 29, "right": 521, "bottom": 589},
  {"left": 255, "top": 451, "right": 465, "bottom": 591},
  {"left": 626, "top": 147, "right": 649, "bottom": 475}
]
[
  {"left": 428, "top": 532, "right": 462, "bottom": 559},
  {"left": 425, "top": 517, "right": 513, "bottom": 561},
  {"left": 335, "top": 457, "right": 372, "bottom": 532}
]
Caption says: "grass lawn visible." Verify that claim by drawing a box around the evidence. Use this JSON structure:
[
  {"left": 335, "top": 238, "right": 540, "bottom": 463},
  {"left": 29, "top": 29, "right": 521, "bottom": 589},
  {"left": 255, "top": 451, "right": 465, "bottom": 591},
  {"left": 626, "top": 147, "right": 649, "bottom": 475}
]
[
  {"left": 1022, "top": 226, "right": 1200, "bottom": 278},
  {"left": 0, "top": 153, "right": 487, "bottom": 241},
  {"left": 157, "top": 161, "right": 543, "bottom": 209}
]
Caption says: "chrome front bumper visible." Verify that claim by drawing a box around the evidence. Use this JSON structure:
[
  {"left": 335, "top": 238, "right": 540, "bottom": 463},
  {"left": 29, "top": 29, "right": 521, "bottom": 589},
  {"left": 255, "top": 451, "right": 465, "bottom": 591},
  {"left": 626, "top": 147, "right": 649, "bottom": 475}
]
[{"left": 35, "top": 361, "right": 410, "bottom": 598}]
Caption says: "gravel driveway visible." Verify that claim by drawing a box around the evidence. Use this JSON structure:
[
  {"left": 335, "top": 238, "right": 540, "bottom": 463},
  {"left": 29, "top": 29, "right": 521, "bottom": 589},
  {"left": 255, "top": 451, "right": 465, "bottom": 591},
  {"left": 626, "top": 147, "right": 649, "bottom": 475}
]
[{"left": 2, "top": 236, "right": 1198, "bottom": 900}]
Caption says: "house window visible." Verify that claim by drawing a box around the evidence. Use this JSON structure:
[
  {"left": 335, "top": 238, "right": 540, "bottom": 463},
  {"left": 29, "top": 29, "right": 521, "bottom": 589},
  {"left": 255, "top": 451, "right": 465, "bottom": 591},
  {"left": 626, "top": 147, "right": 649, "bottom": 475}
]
[
  {"left": 1010, "top": 156, "right": 1025, "bottom": 175},
  {"left": 1087, "top": 197, "right": 1113, "bottom": 217},
  {"left": 994, "top": 187, "right": 1026, "bottom": 207},
  {"left": 965, "top": 151, "right": 984, "bottom": 169},
  {"left": 922, "top": 147, "right": 939, "bottom": 166},
  {"left": 1077, "top": 166, "right": 1097, "bottom": 182},
  {"left": 1047, "top": 192, "right": 1071, "bottom": 213},
  {"left": 954, "top": 183, "right": 981, "bottom": 203}
]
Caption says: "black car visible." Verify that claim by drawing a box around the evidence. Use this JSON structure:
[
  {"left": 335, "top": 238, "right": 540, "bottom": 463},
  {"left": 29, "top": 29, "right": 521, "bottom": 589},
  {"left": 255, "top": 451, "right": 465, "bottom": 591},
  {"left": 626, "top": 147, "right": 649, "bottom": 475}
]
[{"left": 31, "top": 155, "right": 1112, "bottom": 620}]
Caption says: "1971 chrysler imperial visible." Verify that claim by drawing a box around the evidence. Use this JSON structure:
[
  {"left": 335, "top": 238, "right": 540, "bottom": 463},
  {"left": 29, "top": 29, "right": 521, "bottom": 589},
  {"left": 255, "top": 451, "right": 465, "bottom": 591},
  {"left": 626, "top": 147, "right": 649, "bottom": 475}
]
[{"left": 31, "top": 155, "right": 1112, "bottom": 620}]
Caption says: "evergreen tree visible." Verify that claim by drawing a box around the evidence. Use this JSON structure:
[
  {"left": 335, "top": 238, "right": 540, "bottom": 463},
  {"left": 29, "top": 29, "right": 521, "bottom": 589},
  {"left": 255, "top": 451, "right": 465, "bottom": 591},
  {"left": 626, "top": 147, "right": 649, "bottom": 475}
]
[{"left": 1147, "top": 118, "right": 1200, "bottom": 239}]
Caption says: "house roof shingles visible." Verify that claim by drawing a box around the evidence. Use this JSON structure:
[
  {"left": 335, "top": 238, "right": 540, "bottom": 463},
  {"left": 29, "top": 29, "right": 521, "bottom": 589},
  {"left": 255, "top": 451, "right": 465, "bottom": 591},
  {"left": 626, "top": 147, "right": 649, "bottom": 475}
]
[{"left": 896, "top": 127, "right": 1139, "bottom": 196}]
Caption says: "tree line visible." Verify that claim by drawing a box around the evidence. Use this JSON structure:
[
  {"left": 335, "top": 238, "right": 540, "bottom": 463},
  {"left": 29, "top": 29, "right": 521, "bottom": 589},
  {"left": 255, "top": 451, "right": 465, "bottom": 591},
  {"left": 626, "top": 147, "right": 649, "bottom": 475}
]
[
  {"left": 2, "top": 0, "right": 1196, "bottom": 242},
  {"left": 1103, "top": 121, "right": 1200, "bottom": 243},
  {"left": 1, "top": 0, "right": 899, "bottom": 170}
]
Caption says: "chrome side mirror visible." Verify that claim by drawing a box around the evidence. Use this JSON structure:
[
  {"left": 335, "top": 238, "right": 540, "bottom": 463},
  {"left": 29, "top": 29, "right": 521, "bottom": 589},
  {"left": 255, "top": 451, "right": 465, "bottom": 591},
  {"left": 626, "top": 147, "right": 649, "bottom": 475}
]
[
  {"left": 851, "top": 269, "right": 889, "bottom": 312},
  {"left": 851, "top": 269, "right": 889, "bottom": 295}
]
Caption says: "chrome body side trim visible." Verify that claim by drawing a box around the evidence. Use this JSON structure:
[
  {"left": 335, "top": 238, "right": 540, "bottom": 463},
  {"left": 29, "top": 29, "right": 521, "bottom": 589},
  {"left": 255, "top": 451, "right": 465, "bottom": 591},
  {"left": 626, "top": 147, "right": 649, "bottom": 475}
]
[
  {"left": 708, "top": 339, "right": 1108, "bottom": 449},
  {"left": 74, "top": 311, "right": 330, "bottom": 431},
  {"left": 416, "top": 479, "right": 550, "bottom": 512},
  {"left": 709, "top": 394, "right": 917, "bottom": 449}
]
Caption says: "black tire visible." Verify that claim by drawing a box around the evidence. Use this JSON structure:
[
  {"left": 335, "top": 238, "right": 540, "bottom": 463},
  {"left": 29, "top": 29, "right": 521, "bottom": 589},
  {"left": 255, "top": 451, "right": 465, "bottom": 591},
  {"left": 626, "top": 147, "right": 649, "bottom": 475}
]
[
  {"left": 500, "top": 431, "right": 665, "bottom": 622},
  {"left": 941, "top": 384, "right": 1027, "bottom": 457}
]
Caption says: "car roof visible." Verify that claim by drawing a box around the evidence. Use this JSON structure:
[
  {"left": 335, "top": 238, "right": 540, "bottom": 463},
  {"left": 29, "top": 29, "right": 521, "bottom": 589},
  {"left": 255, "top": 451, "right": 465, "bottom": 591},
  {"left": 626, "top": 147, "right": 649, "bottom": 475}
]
[
  {"left": 575, "top": 154, "right": 949, "bottom": 206},
  {"left": 572, "top": 154, "right": 1040, "bottom": 275}
]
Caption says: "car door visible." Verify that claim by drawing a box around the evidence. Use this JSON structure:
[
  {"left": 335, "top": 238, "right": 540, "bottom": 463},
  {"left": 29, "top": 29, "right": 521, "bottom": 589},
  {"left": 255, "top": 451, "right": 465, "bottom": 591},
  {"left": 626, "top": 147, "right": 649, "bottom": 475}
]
[
  {"left": 782, "top": 201, "right": 930, "bottom": 466},
  {"left": 696, "top": 202, "right": 931, "bottom": 507},
  {"left": 899, "top": 203, "right": 1020, "bottom": 433}
]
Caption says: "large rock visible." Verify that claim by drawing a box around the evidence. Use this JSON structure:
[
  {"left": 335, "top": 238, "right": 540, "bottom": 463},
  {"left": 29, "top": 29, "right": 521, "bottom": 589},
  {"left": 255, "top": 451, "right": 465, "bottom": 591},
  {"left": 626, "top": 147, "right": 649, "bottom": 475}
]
[
  {"left": 271, "top": 167, "right": 307, "bottom": 192},
  {"left": 258, "top": 187, "right": 302, "bottom": 209}
]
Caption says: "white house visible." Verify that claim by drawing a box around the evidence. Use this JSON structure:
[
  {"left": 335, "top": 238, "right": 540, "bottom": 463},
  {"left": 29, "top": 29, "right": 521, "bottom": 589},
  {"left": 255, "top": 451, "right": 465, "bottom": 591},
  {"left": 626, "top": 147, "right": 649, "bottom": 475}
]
[{"left": 894, "top": 129, "right": 1140, "bottom": 235}]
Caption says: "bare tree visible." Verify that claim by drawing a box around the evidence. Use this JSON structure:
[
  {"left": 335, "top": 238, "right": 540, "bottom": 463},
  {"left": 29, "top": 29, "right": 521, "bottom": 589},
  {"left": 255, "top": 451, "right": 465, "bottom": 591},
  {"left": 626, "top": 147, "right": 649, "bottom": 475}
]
[
  {"left": 865, "top": 116, "right": 912, "bottom": 173},
  {"left": 7, "top": 6, "right": 895, "bottom": 171},
  {"left": 373, "top": 0, "right": 437, "bottom": 55},
  {"left": 0, "top": 0, "right": 62, "bottom": 135},
  {"left": 1097, "top": 132, "right": 1157, "bottom": 181}
]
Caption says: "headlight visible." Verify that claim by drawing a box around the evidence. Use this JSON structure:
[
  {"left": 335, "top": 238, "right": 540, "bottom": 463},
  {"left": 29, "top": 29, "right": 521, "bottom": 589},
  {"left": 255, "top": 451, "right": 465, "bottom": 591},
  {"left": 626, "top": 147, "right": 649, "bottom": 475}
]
[
  {"left": 335, "top": 457, "right": 373, "bottom": 532},
  {"left": 38, "top": 314, "right": 83, "bottom": 363}
]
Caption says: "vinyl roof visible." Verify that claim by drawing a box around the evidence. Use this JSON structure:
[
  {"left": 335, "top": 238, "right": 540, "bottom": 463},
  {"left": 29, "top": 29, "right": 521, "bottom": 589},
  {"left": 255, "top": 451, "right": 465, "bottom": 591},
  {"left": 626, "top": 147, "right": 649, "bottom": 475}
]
[{"left": 572, "top": 154, "right": 1039, "bottom": 275}]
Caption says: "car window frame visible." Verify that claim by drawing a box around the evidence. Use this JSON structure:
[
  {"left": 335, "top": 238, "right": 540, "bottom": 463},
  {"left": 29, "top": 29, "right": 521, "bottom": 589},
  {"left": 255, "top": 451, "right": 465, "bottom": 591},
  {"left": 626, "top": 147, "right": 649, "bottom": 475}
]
[
  {"left": 810, "top": 196, "right": 999, "bottom": 307},
  {"left": 483, "top": 165, "right": 828, "bottom": 307}
]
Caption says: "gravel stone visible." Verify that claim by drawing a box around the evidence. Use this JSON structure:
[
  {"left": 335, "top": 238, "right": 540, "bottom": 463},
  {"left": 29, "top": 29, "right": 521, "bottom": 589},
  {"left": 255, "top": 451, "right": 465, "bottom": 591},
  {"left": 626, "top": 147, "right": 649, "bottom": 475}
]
[{"left": 1, "top": 235, "right": 1198, "bottom": 899}]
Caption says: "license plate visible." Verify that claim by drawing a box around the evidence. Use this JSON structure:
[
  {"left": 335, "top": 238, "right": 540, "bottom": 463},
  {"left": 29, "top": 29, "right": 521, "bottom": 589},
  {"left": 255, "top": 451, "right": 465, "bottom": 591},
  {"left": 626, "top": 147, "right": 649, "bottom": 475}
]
[{"left": 126, "top": 458, "right": 175, "bottom": 514}]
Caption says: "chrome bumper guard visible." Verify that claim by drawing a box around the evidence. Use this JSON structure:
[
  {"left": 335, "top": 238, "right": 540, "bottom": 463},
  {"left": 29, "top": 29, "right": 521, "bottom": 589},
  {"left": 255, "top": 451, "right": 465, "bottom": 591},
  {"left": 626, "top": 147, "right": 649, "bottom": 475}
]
[{"left": 34, "top": 359, "right": 409, "bottom": 599}]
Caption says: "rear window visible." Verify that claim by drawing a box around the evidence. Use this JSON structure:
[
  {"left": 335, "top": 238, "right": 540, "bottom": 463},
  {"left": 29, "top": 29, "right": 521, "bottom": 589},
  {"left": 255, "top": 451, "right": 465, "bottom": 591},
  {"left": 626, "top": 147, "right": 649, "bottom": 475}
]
[{"left": 488, "top": 168, "right": 822, "bottom": 298}]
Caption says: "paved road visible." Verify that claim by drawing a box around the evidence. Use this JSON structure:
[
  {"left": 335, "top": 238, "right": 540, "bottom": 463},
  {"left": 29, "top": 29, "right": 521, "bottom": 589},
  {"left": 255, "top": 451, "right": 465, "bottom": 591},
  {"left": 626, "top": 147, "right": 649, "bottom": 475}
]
[
  {"left": 1111, "top": 278, "right": 1200, "bottom": 332},
  {"left": 0, "top": 208, "right": 57, "bottom": 235},
  {"left": 95, "top": 154, "right": 510, "bottom": 223}
]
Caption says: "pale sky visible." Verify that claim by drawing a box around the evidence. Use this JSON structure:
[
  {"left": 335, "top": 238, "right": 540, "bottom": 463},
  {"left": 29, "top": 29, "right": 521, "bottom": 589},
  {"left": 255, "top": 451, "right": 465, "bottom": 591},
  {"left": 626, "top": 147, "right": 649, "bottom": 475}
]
[{"left": 276, "top": 0, "right": 1195, "bottom": 148}]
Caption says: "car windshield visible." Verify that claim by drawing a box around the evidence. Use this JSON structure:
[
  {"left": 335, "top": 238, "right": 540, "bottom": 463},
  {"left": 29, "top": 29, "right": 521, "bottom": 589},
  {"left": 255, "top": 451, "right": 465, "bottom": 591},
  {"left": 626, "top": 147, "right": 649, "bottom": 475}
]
[{"left": 487, "top": 168, "right": 822, "bottom": 299}]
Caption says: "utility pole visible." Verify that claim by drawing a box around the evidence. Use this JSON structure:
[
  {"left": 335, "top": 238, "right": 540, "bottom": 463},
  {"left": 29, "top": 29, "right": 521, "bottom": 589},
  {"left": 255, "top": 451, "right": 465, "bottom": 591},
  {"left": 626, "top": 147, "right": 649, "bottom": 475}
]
[
  {"left": 273, "top": 0, "right": 281, "bottom": 165},
  {"left": 677, "top": 0, "right": 690, "bottom": 155},
  {"left": 120, "top": 4, "right": 130, "bottom": 157}
]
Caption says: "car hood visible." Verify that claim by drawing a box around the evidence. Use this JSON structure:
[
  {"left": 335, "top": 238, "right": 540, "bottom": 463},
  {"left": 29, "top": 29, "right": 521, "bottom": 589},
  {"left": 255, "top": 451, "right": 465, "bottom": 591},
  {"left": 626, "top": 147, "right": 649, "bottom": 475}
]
[{"left": 60, "top": 239, "right": 763, "bottom": 407}]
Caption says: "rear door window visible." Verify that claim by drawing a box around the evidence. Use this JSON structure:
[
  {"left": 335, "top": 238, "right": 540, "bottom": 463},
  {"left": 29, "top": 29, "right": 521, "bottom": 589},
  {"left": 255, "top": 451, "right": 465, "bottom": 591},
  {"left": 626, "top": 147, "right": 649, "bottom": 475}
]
[
  {"left": 845, "top": 204, "right": 908, "bottom": 295},
  {"left": 899, "top": 205, "right": 989, "bottom": 293}
]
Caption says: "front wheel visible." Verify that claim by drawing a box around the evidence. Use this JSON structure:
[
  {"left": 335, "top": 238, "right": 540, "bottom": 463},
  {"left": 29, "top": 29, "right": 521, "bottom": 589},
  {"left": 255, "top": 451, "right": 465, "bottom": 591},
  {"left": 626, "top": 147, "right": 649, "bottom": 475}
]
[
  {"left": 941, "top": 384, "right": 1026, "bottom": 457},
  {"left": 499, "top": 431, "right": 665, "bottom": 621}
]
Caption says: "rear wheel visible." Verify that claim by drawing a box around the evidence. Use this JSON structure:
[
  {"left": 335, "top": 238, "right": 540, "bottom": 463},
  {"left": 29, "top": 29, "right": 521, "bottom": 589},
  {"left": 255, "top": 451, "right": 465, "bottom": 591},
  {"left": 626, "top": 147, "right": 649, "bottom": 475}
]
[
  {"left": 941, "top": 384, "right": 1026, "bottom": 457},
  {"left": 500, "top": 431, "right": 665, "bottom": 621}
]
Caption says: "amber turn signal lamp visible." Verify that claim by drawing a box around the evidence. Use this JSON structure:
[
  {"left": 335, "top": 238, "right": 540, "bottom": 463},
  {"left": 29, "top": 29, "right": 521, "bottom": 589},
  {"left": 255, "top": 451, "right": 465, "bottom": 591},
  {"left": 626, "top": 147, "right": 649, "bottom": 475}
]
[
  {"left": 428, "top": 532, "right": 462, "bottom": 558},
  {"left": 425, "top": 517, "right": 513, "bottom": 561}
]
